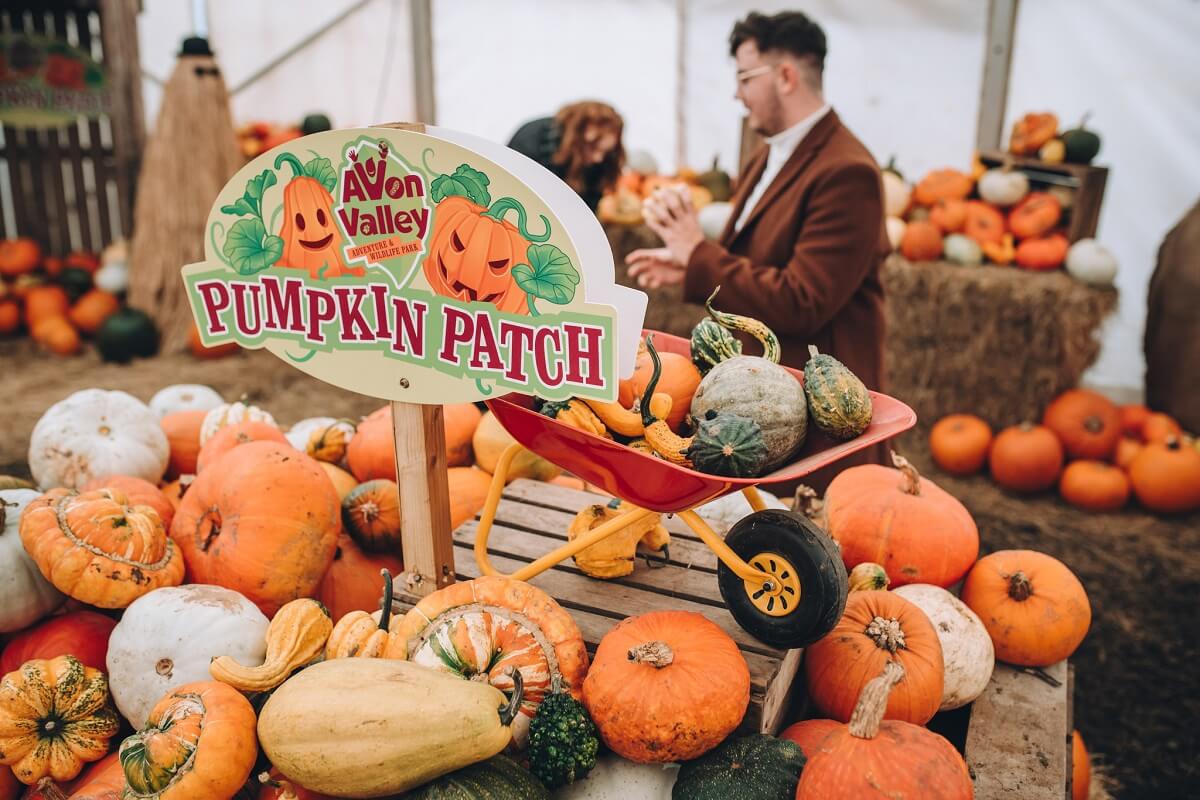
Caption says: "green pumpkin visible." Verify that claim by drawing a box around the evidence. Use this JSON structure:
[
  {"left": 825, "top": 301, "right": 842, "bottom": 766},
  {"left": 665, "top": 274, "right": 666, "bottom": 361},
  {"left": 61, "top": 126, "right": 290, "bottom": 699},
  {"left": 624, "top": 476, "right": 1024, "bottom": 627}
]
[
  {"left": 696, "top": 156, "right": 732, "bottom": 202},
  {"left": 690, "top": 317, "right": 742, "bottom": 374},
  {"left": 1062, "top": 113, "right": 1101, "bottom": 165},
  {"left": 802, "top": 346, "right": 872, "bottom": 440},
  {"left": 672, "top": 734, "right": 804, "bottom": 800},
  {"left": 300, "top": 113, "right": 333, "bottom": 135},
  {"left": 527, "top": 692, "right": 598, "bottom": 789},
  {"left": 96, "top": 307, "right": 159, "bottom": 363},
  {"left": 401, "top": 755, "right": 549, "bottom": 799},
  {"left": 57, "top": 266, "right": 94, "bottom": 303},
  {"left": 687, "top": 410, "right": 767, "bottom": 478}
]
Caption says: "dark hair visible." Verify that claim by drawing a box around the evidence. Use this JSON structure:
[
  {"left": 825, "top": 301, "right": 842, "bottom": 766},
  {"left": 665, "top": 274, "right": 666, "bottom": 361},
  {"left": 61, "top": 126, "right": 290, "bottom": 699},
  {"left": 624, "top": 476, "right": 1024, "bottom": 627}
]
[
  {"left": 552, "top": 101, "right": 625, "bottom": 197},
  {"left": 729, "top": 11, "right": 826, "bottom": 75}
]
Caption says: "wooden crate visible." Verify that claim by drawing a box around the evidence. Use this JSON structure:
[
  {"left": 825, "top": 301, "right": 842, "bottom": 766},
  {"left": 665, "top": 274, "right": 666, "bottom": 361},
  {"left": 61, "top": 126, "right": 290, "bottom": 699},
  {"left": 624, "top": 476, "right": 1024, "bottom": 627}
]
[
  {"left": 978, "top": 149, "right": 1108, "bottom": 242},
  {"left": 390, "top": 478, "right": 803, "bottom": 735}
]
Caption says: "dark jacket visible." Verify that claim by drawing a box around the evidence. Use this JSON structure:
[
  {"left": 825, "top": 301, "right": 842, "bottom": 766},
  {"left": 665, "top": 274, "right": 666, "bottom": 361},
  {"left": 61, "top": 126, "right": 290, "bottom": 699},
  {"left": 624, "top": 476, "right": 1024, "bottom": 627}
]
[{"left": 507, "top": 117, "right": 606, "bottom": 212}]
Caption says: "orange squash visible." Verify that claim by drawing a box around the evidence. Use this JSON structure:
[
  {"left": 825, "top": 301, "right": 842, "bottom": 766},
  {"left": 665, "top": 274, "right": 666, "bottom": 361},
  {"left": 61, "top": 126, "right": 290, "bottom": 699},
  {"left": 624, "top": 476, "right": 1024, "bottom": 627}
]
[
  {"left": 1009, "top": 193, "right": 1063, "bottom": 239},
  {"left": 316, "top": 533, "right": 403, "bottom": 621},
  {"left": 342, "top": 479, "right": 402, "bottom": 552},
  {"left": 81, "top": 474, "right": 176, "bottom": 530},
  {"left": 67, "top": 290, "right": 120, "bottom": 335},
  {"left": 804, "top": 591, "right": 944, "bottom": 725},
  {"left": 274, "top": 153, "right": 358, "bottom": 280},
  {"left": 913, "top": 169, "right": 972, "bottom": 206},
  {"left": 195, "top": 420, "right": 290, "bottom": 472},
  {"left": 1127, "top": 436, "right": 1200, "bottom": 514},
  {"left": 963, "top": 201, "right": 1006, "bottom": 247},
  {"left": 823, "top": 453, "right": 979, "bottom": 589},
  {"left": 962, "top": 549, "right": 1091, "bottom": 666},
  {"left": 617, "top": 347, "right": 702, "bottom": 431},
  {"left": 928, "top": 198, "right": 967, "bottom": 233},
  {"left": 1015, "top": 233, "right": 1069, "bottom": 270},
  {"left": 0, "top": 299, "right": 19, "bottom": 336},
  {"left": 1042, "top": 388, "right": 1121, "bottom": 460},
  {"left": 0, "top": 238, "right": 41, "bottom": 278},
  {"left": 0, "top": 610, "right": 116, "bottom": 674},
  {"left": 1009, "top": 112, "right": 1059, "bottom": 156},
  {"left": 23, "top": 285, "right": 69, "bottom": 328},
  {"left": 899, "top": 220, "right": 943, "bottom": 261},
  {"left": 1059, "top": 460, "right": 1129, "bottom": 512},
  {"left": 1142, "top": 412, "right": 1183, "bottom": 444},
  {"left": 170, "top": 441, "right": 340, "bottom": 615},
  {"left": 161, "top": 476, "right": 193, "bottom": 512},
  {"left": 31, "top": 315, "right": 80, "bottom": 355},
  {"left": 65, "top": 752, "right": 124, "bottom": 800},
  {"left": 929, "top": 413, "right": 993, "bottom": 475},
  {"left": 989, "top": 423, "right": 1064, "bottom": 493},
  {"left": 981, "top": 232, "right": 1016, "bottom": 265},
  {"left": 160, "top": 410, "right": 207, "bottom": 479}
]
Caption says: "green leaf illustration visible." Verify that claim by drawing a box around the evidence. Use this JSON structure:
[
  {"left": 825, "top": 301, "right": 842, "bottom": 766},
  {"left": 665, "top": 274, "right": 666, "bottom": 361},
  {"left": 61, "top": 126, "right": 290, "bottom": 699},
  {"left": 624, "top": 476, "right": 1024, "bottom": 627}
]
[
  {"left": 223, "top": 218, "right": 283, "bottom": 275},
  {"left": 512, "top": 244, "right": 579, "bottom": 308},
  {"left": 430, "top": 164, "right": 491, "bottom": 206},
  {"left": 244, "top": 169, "right": 277, "bottom": 216},
  {"left": 220, "top": 197, "right": 256, "bottom": 217},
  {"left": 303, "top": 156, "right": 337, "bottom": 194}
]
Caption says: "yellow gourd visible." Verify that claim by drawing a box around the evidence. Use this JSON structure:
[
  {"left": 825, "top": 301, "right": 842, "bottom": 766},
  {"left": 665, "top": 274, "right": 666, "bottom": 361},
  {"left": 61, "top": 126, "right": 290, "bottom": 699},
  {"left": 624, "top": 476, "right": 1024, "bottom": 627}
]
[
  {"left": 542, "top": 399, "right": 611, "bottom": 438},
  {"left": 210, "top": 598, "right": 333, "bottom": 692},
  {"left": 584, "top": 393, "right": 673, "bottom": 437},
  {"left": 568, "top": 499, "right": 670, "bottom": 578},
  {"left": 325, "top": 569, "right": 407, "bottom": 659}
]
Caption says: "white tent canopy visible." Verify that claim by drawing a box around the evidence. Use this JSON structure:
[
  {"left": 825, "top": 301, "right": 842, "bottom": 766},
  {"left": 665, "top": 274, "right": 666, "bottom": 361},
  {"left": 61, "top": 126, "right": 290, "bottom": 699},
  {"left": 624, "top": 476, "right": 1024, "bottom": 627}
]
[{"left": 139, "top": 0, "right": 1200, "bottom": 396}]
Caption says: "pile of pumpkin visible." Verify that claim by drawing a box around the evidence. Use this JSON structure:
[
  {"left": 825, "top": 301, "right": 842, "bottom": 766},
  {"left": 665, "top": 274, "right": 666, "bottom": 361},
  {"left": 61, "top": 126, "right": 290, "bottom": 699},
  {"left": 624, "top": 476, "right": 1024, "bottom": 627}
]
[
  {"left": 930, "top": 388, "right": 1200, "bottom": 515},
  {"left": 0, "top": 237, "right": 162, "bottom": 361},
  {"left": 597, "top": 149, "right": 732, "bottom": 237},
  {"left": 237, "top": 114, "right": 333, "bottom": 160}
]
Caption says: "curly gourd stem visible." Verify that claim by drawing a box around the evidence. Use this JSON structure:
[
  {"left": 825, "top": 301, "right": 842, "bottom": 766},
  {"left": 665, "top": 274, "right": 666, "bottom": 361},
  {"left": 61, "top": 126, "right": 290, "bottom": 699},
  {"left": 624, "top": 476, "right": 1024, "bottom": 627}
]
[
  {"left": 378, "top": 569, "right": 394, "bottom": 632},
  {"left": 704, "top": 285, "right": 781, "bottom": 363},
  {"left": 498, "top": 668, "right": 525, "bottom": 726},
  {"left": 274, "top": 152, "right": 307, "bottom": 180},
  {"left": 865, "top": 615, "right": 907, "bottom": 653},
  {"left": 639, "top": 337, "right": 695, "bottom": 465},
  {"left": 483, "top": 197, "right": 551, "bottom": 242},
  {"left": 848, "top": 661, "right": 906, "bottom": 740},
  {"left": 628, "top": 641, "right": 674, "bottom": 668},
  {"left": 891, "top": 451, "right": 921, "bottom": 496}
]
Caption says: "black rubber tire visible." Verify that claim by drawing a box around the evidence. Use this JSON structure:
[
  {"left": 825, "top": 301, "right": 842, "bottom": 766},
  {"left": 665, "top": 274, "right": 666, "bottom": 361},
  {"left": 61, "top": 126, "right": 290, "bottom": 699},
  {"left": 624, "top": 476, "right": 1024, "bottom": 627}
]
[{"left": 717, "top": 509, "right": 848, "bottom": 649}]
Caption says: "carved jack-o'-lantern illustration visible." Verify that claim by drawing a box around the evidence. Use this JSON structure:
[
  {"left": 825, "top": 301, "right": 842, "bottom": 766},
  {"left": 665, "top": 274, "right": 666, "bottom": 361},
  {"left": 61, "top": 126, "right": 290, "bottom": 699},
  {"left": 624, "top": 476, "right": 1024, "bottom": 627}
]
[{"left": 275, "top": 153, "right": 361, "bottom": 279}]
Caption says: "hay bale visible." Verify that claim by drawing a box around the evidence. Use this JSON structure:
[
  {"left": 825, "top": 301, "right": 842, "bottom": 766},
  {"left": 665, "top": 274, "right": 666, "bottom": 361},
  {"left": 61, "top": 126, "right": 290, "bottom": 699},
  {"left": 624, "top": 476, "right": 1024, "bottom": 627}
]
[
  {"left": 605, "top": 222, "right": 707, "bottom": 336},
  {"left": 882, "top": 255, "right": 1117, "bottom": 428}
]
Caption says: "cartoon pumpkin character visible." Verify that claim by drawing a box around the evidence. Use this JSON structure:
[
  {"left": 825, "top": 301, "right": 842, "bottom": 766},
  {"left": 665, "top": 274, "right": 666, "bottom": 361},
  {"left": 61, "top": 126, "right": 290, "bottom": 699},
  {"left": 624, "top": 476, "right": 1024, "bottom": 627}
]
[
  {"left": 275, "top": 152, "right": 361, "bottom": 279},
  {"left": 424, "top": 196, "right": 551, "bottom": 315}
]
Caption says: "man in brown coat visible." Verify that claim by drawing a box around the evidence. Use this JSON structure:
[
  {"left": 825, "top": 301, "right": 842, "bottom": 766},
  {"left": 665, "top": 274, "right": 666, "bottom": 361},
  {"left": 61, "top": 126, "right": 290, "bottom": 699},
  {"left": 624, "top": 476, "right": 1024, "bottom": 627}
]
[{"left": 628, "top": 10, "right": 888, "bottom": 490}]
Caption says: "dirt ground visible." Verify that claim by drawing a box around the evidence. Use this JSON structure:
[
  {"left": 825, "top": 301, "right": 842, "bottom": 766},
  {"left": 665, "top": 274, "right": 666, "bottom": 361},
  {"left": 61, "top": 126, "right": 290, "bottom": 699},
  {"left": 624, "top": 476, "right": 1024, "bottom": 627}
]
[{"left": 3, "top": 336, "right": 1197, "bottom": 798}]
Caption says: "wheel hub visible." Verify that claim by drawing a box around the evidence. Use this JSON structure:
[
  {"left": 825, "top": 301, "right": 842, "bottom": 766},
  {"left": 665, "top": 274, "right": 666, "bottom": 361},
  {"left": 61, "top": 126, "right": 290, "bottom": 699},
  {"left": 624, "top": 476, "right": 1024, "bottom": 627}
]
[{"left": 744, "top": 551, "right": 801, "bottom": 617}]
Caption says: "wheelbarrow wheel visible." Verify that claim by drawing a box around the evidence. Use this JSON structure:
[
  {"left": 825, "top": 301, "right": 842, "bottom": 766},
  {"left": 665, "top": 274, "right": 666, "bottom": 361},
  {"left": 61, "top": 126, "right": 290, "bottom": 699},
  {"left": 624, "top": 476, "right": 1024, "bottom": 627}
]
[{"left": 717, "top": 509, "right": 848, "bottom": 649}]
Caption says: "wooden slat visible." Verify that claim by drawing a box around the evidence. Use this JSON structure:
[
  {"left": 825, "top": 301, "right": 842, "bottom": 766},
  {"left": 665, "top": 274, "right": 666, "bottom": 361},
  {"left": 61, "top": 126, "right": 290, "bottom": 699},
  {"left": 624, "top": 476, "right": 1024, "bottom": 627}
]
[
  {"left": 44, "top": 12, "right": 74, "bottom": 252},
  {"left": 74, "top": 8, "right": 113, "bottom": 245}
]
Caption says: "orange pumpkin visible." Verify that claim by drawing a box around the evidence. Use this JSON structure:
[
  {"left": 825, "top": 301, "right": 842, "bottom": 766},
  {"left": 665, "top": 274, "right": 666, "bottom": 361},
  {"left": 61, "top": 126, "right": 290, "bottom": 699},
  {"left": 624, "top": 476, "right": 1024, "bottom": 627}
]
[
  {"left": 617, "top": 347, "right": 701, "bottom": 431},
  {"left": 316, "top": 533, "right": 404, "bottom": 621},
  {"left": 274, "top": 153, "right": 359, "bottom": 280},
  {"left": 1009, "top": 112, "right": 1059, "bottom": 156},
  {"left": 1127, "top": 436, "right": 1200, "bottom": 514},
  {"left": 0, "top": 610, "right": 116, "bottom": 674},
  {"left": 342, "top": 479, "right": 402, "bottom": 552},
  {"left": 0, "top": 299, "right": 20, "bottom": 336},
  {"left": 616, "top": 171, "right": 643, "bottom": 195},
  {"left": 63, "top": 251, "right": 100, "bottom": 274},
  {"left": 67, "top": 290, "right": 120, "bottom": 335},
  {"left": 582, "top": 611, "right": 749, "bottom": 762},
  {"left": 1118, "top": 404, "right": 1151, "bottom": 439},
  {"left": 0, "top": 766, "right": 16, "bottom": 800},
  {"left": 989, "top": 423, "right": 1064, "bottom": 493},
  {"left": 899, "top": 220, "right": 943, "bottom": 261},
  {"left": 65, "top": 752, "right": 124, "bottom": 800},
  {"left": 804, "top": 590, "right": 944, "bottom": 724},
  {"left": 444, "top": 402, "right": 483, "bottom": 467},
  {"left": 161, "top": 476, "right": 192, "bottom": 511},
  {"left": 823, "top": 454, "right": 979, "bottom": 589},
  {"left": 981, "top": 233, "right": 1016, "bottom": 265},
  {"left": 928, "top": 198, "right": 967, "bottom": 233},
  {"left": 1042, "top": 388, "right": 1121, "bottom": 460},
  {"left": 912, "top": 169, "right": 972, "bottom": 207},
  {"left": 424, "top": 195, "right": 545, "bottom": 314},
  {"left": 1015, "top": 233, "right": 1069, "bottom": 270},
  {"left": 170, "top": 441, "right": 341, "bottom": 615},
  {"left": 0, "top": 238, "right": 41, "bottom": 278},
  {"left": 319, "top": 462, "right": 358, "bottom": 502},
  {"left": 963, "top": 201, "right": 1006, "bottom": 246},
  {"left": 188, "top": 323, "right": 241, "bottom": 359},
  {"left": 1059, "top": 460, "right": 1129, "bottom": 512},
  {"left": 1009, "top": 193, "right": 1062, "bottom": 240},
  {"left": 929, "top": 413, "right": 993, "bottom": 475},
  {"left": 160, "top": 410, "right": 207, "bottom": 479},
  {"left": 448, "top": 465, "right": 494, "bottom": 530},
  {"left": 31, "top": 315, "right": 80, "bottom": 355},
  {"left": 962, "top": 549, "right": 1091, "bottom": 666},
  {"left": 792, "top": 662, "right": 973, "bottom": 800},
  {"left": 24, "top": 285, "right": 70, "bottom": 328},
  {"left": 1072, "top": 731, "right": 1090, "bottom": 800},
  {"left": 1114, "top": 436, "right": 1143, "bottom": 470},
  {"left": 81, "top": 474, "right": 176, "bottom": 530},
  {"left": 1141, "top": 412, "right": 1183, "bottom": 444},
  {"left": 195, "top": 420, "right": 290, "bottom": 472},
  {"left": 347, "top": 404, "right": 490, "bottom": 481}
]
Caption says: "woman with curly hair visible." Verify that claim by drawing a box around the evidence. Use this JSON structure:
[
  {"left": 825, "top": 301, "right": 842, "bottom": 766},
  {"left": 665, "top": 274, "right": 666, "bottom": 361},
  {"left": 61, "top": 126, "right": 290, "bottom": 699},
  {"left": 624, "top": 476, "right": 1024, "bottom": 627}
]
[{"left": 507, "top": 101, "right": 625, "bottom": 213}]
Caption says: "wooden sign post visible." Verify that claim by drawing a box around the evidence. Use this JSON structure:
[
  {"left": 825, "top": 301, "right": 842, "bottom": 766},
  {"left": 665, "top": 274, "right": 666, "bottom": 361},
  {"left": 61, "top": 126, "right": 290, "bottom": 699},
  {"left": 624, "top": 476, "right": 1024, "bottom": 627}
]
[{"left": 391, "top": 402, "right": 453, "bottom": 594}]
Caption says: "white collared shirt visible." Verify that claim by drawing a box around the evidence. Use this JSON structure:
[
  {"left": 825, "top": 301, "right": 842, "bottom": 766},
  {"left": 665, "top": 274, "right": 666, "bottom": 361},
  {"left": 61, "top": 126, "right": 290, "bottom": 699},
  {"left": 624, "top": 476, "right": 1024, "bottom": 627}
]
[{"left": 733, "top": 104, "right": 832, "bottom": 233}]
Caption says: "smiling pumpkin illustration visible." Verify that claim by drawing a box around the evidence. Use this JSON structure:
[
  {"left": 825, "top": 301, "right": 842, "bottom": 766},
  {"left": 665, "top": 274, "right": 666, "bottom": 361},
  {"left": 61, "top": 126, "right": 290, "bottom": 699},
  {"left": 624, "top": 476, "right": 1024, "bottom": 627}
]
[{"left": 275, "top": 152, "right": 362, "bottom": 279}]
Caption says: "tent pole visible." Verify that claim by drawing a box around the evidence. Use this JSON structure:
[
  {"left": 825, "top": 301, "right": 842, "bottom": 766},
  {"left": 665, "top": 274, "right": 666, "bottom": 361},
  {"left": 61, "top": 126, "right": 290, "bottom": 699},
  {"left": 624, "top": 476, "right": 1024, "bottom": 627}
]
[
  {"left": 674, "top": 0, "right": 687, "bottom": 171},
  {"left": 976, "top": 0, "right": 1019, "bottom": 151},
  {"left": 411, "top": 0, "right": 436, "bottom": 124}
]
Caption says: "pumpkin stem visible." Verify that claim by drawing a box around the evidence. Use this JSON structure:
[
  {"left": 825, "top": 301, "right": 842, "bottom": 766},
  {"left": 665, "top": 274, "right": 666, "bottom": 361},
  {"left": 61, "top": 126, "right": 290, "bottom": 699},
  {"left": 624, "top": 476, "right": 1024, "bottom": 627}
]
[
  {"left": 483, "top": 197, "right": 551, "bottom": 243},
  {"left": 790, "top": 485, "right": 824, "bottom": 520},
  {"left": 497, "top": 667, "right": 525, "bottom": 727},
  {"left": 1008, "top": 571, "right": 1033, "bottom": 601},
  {"left": 1078, "top": 111, "right": 1092, "bottom": 129},
  {"left": 847, "top": 661, "right": 906, "bottom": 740},
  {"left": 273, "top": 152, "right": 307, "bottom": 180},
  {"left": 865, "top": 616, "right": 907, "bottom": 653},
  {"left": 1165, "top": 435, "right": 1181, "bottom": 451},
  {"left": 627, "top": 641, "right": 674, "bottom": 668},
  {"left": 378, "top": 569, "right": 394, "bottom": 632},
  {"left": 29, "top": 778, "right": 68, "bottom": 800},
  {"left": 1083, "top": 415, "right": 1104, "bottom": 434},
  {"left": 890, "top": 451, "right": 921, "bottom": 496}
]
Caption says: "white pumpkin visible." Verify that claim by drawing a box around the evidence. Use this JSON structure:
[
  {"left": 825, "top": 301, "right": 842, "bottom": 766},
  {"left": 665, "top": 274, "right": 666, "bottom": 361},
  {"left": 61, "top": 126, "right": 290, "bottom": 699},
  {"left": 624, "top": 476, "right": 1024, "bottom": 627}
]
[
  {"left": 106, "top": 584, "right": 269, "bottom": 727},
  {"left": 93, "top": 260, "right": 129, "bottom": 295},
  {"left": 698, "top": 201, "right": 733, "bottom": 241},
  {"left": 894, "top": 583, "right": 995, "bottom": 710},
  {"left": 28, "top": 389, "right": 169, "bottom": 490},
  {"left": 0, "top": 489, "right": 66, "bottom": 632},
  {"left": 944, "top": 233, "right": 983, "bottom": 266},
  {"left": 1065, "top": 239, "right": 1118, "bottom": 286},
  {"left": 885, "top": 217, "right": 907, "bottom": 251},
  {"left": 285, "top": 417, "right": 338, "bottom": 451},
  {"left": 555, "top": 752, "right": 678, "bottom": 799},
  {"left": 881, "top": 166, "right": 911, "bottom": 218},
  {"left": 977, "top": 166, "right": 1030, "bottom": 207},
  {"left": 625, "top": 150, "right": 659, "bottom": 177},
  {"left": 696, "top": 489, "right": 788, "bottom": 533},
  {"left": 149, "top": 384, "right": 225, "bottom": 417},
  {"left": 200, "top": 401, "right": 277, "bottom": 445}
]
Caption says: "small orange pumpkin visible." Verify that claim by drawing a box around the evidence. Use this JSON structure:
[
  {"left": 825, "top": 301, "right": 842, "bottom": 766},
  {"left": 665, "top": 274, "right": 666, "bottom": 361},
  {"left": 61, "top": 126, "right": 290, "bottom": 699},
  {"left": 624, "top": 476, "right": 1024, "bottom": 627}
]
[
  {"left": 989, "top": 423, "right": 1064, "bottom": 493},
  {"left": 1042, "top": 388, "right": 1121, "bottom": 460},
  {"left": 24, "top": 285, "right": 70, "bottom": 328},
  {"left": 0, "top": 299, "right": 21, "bottom": 336},
  {"left": 899, "top": 220, "right": 943, "bottom": 262},
  {"left": 160, "top": 410, "right": 207, "bottom": 479},
  {"left": 316, "top": 533, "right": 404, "bottom": 622},
  {"left": 188, "top": 323, "right": 241, "bottom": 359},
  {"left": 346, "top": 404, "right": 491, "bottom": 481},
  {"left": 1127, "top": 436, "right": 1200, "bottom": 514},
  {"left": 342, "top": 479, "right": 402, "bottom": 552},
  {"left": 1015, "top": 233, "right": 1069, "bottom": 270},
  {"left": 962, "top": 549, "right": 1090, "bottom": 666},
  {"left": 928, "top": 198, "right": 967, "bottom": 233},
  {"left": 325, "top": 570, "right": 405, "bottom": 659},
  {"left": 1142, "top": 412, "right": 1183, "bottom": 444},
  {"left": 981, "top": 232, "right": 1016, "bottom": 265},
  {"left": 67, "top": 289, "right": 120, "bottom": 335},
  {"left": 913, "top": 169, "right": 972, "bottom": 207},
  {"left": 64, "top": 251, "right": 100, "bottom": 274},
  {"left": 31, "top": 315, "right": 80, "bottom": 356},
  {"left": 1072, "top": 731, "right": 1090, "bottom": 800},
  {"left": 963, "top": 201, "right": 1006, "bottom": 247},
  {"left": 1114, "top": 437, "right": 1144, "bottom": 471},
  {"left": 1009, "top": 193, "right": 1063, "bottom": 239},
  {"left": 81, "top": 474, "right": 176, "bottom": 530},
  {"left": 0, "top": 238, "right": 41, "bottom": 278},
  {"left": 1059, "top": 460, "right": 1129, "bottom": 512},
  {"left": 195, "top": 420, "right": 290, "bottom": 472},
  {"left": 1118, "top": 404, "right": 1151, "bottom": 439},
  {"left": 617, "top": 347, "right": 701, "bottom": 431},
  {"left": 1009, "top": 112, "right": 1059, "bottom": 156},
  {"left": 929, "top": 414, "right": 993, "bottom": 475}
]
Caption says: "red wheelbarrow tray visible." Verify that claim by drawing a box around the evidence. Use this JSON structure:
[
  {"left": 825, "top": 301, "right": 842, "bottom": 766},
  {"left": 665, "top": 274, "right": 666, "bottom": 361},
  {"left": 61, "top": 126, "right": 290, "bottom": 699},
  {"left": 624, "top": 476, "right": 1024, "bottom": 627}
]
[{"left": 485, "top": 331, "right": 916, "bottom": 514}]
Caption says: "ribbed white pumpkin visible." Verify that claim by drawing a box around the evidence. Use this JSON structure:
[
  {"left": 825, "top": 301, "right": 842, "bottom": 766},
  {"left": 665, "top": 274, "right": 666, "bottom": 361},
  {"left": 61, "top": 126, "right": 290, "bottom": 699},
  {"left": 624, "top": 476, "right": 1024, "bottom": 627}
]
[
  {"left": 106, "top": 584, "right": 269, "bottom": 726},
  {"left": 200, "top": 401, "right": 277, "bottom": 444},
  {"left": 894, "top": 583, "right": 995, "bottom": 710},
  {"left": 0, "top": 488, "right": 66, "bottom": 632},
  {"left": 556, "top": 752, "right": 678, "bottom": 799},
  {"left": 28, "top": 389, "right": 169, "bottom": 489},
  {"left": 149, "top": 384, "right": 225, "bottom": 417},
  {"left": 1065, "top": 239, "right": 1118, "bottom": 286},
  {"left": 285, "top": 417, "right": 339, "bottom": 451},
  {"left": 696, "top": 489, "right": 788, "bottom": 533},
  {"left": 977, "top": 167, "right": 1030, "bottom": 206}
]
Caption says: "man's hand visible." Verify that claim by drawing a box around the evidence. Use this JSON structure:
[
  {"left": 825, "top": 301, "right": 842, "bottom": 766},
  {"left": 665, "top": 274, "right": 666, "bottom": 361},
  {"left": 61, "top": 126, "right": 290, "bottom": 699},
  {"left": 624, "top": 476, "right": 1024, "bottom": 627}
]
[
  {"left": 626, "top": 247, "right": 685, "bottom": 289},
  {"left": 643, "top": 186, "right": 705, "bottom": 266}
]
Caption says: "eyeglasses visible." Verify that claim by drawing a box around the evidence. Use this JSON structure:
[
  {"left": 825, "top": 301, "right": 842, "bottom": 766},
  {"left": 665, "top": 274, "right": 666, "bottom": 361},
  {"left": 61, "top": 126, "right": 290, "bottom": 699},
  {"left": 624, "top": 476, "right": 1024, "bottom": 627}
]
[{"left": 735, "top": 64, "right": 775, "bottom": 87}]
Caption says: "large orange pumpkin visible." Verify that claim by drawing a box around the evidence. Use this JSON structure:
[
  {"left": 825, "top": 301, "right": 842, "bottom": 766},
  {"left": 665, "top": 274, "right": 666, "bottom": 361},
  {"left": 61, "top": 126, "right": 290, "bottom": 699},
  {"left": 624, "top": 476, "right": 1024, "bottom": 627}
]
[
  {"left": 160, "top": 410, "right": 207, "bottom": 479},
  {"left": 989, "top": 423, "right": 1064, "bottom": 493},
  {"left": 913, "top": 169, "right": 972, "bottom": 207},
  {"left": 928, "top": 198, "right": 967, "bottom": 233},
  {"left": 1059, "top": 460, "right": 1129, "bottom": 512},
  {"left": 962, "top": 549, "right": 1090, "bottom": 666},
  {"left": 804, "top": 591, "right": 945, "bottom": 725},
  {"left": 67, "top": 289, "right": 120, "bottom": 335},
  {"left": 1009, "top": 193, "right": 1063, "bottom": 240},
  {"left": 347, "top": 404, "right": 487, "bottom": 481},
  {"left": 1015, "top": 233, "right": 1069, "bottom": 270},
  {"left": 1072, "top": 730, "right": 1090, "bottom": 800},
  {"left": 0, "top": 610, "right": 116, "bottom": 674},
  {"left": 963, "top": 201, "right": 1006, "bottom": 246},
  {"left": 582, "top": 610, "right": 749, "bottom": 763},
  {"left": 342, "top": 479, "right": 402, "bottom": 553},
  {"left": 170, "top": 441, "right": 340, "bottom": 615},
  {"left": 823, "top": 453, "right": 979, "bottom": 589},
  {"left": 0, "top": 238, "right": 41, "bottom": 277},
  {"left": 898, "top": 220, "right": 943, "bottom": 262},
  {"left": 316, "top": 533, "right": 403, "bottom": 621},
  {"left": 448, "top": 465, "right": 494, "bottom": 529},
  {"left": 81, "top": 474, "right": 175, "bottom": 530},
  {"left": 23, "top": 285, "right": 69, "bottom": 328},
  {"left": 1127, "top": 436, "right": 1200, "bottom": 514},
  {"left": 1141, "top": 412, "right": 1183, "bottom": 444},
  {"left": 929, "top": 413, "right": 993, "bottom": 475},
  {"left": 444, "top": 402, "right": 482, "bottom": 466},
  {"left": 195, "top": 420, "right": 290, "bottom": 472},
  {"left": 617, "top": 346, "right": 701, "bottom": 431},
  {"left": 31, "top": 315, "right": 80, "bottom": 356},
  {"left": 1042, "top": 388, "right": 1121, "bottom": 460},
  {"left": 274, "top": 153, "right": 359, "bottom": 280}
]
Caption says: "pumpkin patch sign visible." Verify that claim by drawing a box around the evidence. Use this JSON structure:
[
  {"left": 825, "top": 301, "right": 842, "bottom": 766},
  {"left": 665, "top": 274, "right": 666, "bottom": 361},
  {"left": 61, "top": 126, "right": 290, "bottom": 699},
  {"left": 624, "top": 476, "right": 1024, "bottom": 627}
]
[{"left": 183, "top": 125, "right": 646, "bottom": 404}]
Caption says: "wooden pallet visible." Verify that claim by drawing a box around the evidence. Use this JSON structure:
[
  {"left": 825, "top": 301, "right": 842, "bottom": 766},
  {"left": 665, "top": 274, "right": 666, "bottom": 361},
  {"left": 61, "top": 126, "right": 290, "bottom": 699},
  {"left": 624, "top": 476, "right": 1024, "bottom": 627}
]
[{"left": 390, "top": 478, "right": 802, "bottom": 735}]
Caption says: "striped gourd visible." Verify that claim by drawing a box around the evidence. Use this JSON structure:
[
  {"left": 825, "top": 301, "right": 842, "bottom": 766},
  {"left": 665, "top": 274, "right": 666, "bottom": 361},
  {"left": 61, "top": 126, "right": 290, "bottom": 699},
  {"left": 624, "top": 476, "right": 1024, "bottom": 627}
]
[
  {"left": 690, "top": 318, "right": 742, "bottom": 374},
  {"left": 803, "top": 345, "right": 873, "bottom": 440},
  {"left": 704, "top": 286, "right": 781, "bottom": 364}
]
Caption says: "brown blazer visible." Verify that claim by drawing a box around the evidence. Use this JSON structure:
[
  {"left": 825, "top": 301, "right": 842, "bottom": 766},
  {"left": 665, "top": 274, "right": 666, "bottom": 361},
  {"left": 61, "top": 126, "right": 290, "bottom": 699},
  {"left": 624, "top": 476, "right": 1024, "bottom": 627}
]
[{"left": 684, "top": 110, "right": 890, "bottom": 489}]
